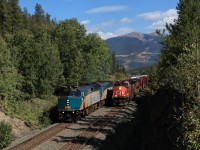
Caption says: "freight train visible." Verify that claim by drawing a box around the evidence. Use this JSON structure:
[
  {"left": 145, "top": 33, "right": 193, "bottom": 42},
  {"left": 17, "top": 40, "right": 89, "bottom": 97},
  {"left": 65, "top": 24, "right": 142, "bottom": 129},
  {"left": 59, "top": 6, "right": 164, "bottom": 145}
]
[
  {"left": 57, "top": 81, "right": 113, "bottom": 122},
  {"left": 112, "top": 75, "right": 148, "bottom": 106}
]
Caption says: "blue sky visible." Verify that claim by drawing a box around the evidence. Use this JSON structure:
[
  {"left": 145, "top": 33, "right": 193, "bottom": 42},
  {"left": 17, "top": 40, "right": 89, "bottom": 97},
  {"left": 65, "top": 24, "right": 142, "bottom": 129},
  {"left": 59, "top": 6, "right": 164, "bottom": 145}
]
[{"left": 19, "top": 0, "right": 179, "bottom": 39}]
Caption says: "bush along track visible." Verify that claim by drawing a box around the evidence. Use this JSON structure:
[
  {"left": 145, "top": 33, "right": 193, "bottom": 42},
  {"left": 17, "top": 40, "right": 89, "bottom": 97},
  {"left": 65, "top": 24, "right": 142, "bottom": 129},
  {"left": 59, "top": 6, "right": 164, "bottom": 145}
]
[{"left": 0, "top": 121, "right": 13, "bottom": 149}]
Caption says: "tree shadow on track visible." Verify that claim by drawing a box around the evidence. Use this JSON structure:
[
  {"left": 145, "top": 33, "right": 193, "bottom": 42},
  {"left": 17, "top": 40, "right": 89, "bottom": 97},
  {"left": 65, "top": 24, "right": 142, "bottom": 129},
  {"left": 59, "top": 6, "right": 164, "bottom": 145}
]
[
  {"left": 49, "top": 105, "right": 59, "bottom": 123},
  {"left": 99, "top": 94, "right": 151, "bottom": 150},
  {"left": 100, "top": 86, "right": 183, "bottom": 150}
]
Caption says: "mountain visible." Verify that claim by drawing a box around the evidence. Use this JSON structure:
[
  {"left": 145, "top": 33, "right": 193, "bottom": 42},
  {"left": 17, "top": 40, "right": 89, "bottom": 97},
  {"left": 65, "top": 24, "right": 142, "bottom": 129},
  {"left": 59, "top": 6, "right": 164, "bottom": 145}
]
[{"left": 105, "top": 32, "right": 162, "bottom": 70}]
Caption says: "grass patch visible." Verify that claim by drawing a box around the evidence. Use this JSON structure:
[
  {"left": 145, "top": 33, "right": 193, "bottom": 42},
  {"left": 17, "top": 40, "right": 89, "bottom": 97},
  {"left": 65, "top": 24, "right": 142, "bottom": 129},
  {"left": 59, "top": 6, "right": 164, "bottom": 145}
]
[{"left": 2, "top": 96, "right": 58, "bottom": 128}]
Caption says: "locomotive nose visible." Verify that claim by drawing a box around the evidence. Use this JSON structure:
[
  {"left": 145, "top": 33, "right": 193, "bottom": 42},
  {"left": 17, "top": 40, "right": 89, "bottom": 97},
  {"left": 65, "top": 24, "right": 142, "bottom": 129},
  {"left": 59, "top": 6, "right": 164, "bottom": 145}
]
[{"left": 65, "top": 99, "right": 70, "bottom": 108}]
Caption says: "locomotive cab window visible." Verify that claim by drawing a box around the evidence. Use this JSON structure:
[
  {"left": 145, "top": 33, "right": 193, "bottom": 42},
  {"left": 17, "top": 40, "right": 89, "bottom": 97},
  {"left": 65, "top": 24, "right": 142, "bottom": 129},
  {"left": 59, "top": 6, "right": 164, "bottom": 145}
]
[
  {"left": 58, "top": 86, "right": 70, "bottom": 97},
  {"left": 122, "top": 83, "right": 129, "bottom": 88},
  {"left": 114, "top": 82, "right": 121, "bottom": 86},
  {"left": 70, "top": 88, "right": 81, "bottom": 97}
]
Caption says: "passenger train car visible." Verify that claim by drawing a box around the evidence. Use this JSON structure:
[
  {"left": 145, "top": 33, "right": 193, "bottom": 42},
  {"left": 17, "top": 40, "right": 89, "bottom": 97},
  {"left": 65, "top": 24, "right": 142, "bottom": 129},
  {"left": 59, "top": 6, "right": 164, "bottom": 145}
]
[{"left": 58, "top": 81, "right": 113, "bottom": 121}]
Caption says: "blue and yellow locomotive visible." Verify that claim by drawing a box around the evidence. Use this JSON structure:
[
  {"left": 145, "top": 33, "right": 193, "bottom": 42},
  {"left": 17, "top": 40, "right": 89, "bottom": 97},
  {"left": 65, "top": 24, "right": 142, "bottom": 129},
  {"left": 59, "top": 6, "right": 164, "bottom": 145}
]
[{"left": 58, "top": 81, "right": 113, "bottom": 121}]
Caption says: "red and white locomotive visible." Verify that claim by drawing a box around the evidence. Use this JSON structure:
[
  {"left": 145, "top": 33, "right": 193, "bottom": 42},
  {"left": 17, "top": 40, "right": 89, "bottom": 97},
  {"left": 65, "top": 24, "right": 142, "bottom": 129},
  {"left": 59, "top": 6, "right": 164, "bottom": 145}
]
[{"left": 112, "top": 75, "right": 148, "bottom": 106}]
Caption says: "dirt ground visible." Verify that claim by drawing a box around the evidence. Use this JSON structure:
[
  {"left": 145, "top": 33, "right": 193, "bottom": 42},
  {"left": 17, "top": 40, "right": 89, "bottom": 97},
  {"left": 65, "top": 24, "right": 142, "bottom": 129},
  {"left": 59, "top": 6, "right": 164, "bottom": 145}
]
[{"left": 0, "top": 110, "right": 32, "bottom": 139}]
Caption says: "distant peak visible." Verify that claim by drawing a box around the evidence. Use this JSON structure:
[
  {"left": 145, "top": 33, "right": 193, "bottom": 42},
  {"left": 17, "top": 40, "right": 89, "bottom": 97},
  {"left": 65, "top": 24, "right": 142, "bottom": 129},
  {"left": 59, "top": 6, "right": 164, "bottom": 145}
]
[
  {"left": 123, "top": 32, "right": 144, "bottom": 38},
  {"left": 118, "top": 31, "right": 159, "bottom": 38},
  {"left": 147, "top": 32, "right": 159, "bottom": 36},
  {"left": 121, "top": 32, "right": 145, "bottom": 41},
  {"left": 106, "top": 31, "right": 160, "bottom": 41}
]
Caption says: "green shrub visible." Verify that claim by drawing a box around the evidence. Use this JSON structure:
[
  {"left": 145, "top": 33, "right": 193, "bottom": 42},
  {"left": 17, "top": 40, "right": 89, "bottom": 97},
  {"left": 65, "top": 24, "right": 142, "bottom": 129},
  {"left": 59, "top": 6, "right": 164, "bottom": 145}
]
[
  {"left": 0, "top": 122, "right": 13, "bottom": 149},
  {"left": 3, "top": 97, "right": 57, "bottom": 128}
]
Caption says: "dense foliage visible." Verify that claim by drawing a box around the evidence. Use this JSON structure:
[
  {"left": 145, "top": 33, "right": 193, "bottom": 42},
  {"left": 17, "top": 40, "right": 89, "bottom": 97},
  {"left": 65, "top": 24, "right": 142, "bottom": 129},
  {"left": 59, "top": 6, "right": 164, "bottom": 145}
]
[
  {"left": 155, "top": 0, "right": 200, "bottom": 149},
  {"left": 0, "top": 0, "right": 113, "bottom": 101},
  {"left": 0, "top": 121, "right": 13, "bottom": 149}
]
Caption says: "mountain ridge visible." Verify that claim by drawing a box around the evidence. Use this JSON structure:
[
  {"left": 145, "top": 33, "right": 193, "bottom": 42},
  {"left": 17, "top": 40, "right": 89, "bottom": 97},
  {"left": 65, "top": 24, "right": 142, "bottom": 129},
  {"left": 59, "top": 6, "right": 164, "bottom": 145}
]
[{"left": 105, "top": 32, "right": 162, "bottom": 70}]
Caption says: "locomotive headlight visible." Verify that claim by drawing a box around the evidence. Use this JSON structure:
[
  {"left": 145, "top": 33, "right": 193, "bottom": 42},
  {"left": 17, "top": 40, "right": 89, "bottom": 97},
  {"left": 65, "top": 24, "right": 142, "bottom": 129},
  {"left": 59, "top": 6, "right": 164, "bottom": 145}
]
[
  {"left": 66, "top": 100, "right": 70, "bottom": 106},
  {"left": 119, "top": 87, "right": 121, "bottom": 90}
]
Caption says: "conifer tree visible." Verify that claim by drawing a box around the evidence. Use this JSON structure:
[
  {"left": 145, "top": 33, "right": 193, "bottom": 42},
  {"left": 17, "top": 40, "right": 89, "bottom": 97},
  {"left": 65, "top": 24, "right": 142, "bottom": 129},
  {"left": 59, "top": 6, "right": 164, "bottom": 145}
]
[
  {"left": 0, "top": 37, "right": 21, "bottom": 100},
  {"left": 0, "top": 0, "right": 10, "bottom": 35},
  {"left": 33, "top": 3, "right": 45, "bottom": 23},
  {"left": 111, "top": 52, "right": 117, "bottom": 74},
  {"left": 53, "top": 19, "right": 86, "bottom": 85},
  {"left": 157, "top": 0, "right": 200, "bottom": 149},
  {"left": 22, "top": 7, "right": 31, "bottom": 29},
  {"left": 32, "top": 30, "right": 64, "bottom": 96},
  {"left": 7, "top": 0, "right": 23, "bottom": 34},
  {"left": 82, "top": 33, "right": 111, "bottom": 82}
]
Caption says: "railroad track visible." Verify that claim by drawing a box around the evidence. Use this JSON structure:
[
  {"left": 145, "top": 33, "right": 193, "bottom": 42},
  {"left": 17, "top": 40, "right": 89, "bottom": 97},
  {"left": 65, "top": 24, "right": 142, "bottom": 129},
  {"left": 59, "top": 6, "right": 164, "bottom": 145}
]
[
  {"left": 9, "top": 106, "right": 127, "bottom": 150},
  {"left": 10, "top": 123, "right": 73, "bottom": 150},
  {"left": 60, "top": 107, "right": 122, "bottom": 150}
]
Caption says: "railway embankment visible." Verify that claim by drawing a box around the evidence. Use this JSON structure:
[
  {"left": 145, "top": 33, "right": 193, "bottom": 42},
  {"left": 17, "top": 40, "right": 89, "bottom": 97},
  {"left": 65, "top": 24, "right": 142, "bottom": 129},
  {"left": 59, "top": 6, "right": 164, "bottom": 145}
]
[{"left": 101, "top": 86, "right": 182, "bottom": 150}]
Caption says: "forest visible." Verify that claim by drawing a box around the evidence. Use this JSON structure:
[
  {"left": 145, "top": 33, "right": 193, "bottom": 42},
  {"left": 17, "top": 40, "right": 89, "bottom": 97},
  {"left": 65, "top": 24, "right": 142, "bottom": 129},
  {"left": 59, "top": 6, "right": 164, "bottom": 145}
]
[
  {"left": 0, "top": 0, "right": 199, "bottom": 150},
  {"left": 150, "top": 0, "right": 200, "bottom": 149},
  {"left": 128, "top": 0, "right": 199, "bottom": 149},
  {"left": 0, "top": 0, "right": 113, "bottom": 101}
]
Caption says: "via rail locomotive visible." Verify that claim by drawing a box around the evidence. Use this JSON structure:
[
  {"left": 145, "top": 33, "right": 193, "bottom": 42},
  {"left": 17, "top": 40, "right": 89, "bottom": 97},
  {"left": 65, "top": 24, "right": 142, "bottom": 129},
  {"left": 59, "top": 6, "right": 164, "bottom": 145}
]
[
  {"left": 58, "top": 81, "right": 113, "bottom": 121},
  {"left": 112, "top": 75, "right": 148, "bottom": 106}
]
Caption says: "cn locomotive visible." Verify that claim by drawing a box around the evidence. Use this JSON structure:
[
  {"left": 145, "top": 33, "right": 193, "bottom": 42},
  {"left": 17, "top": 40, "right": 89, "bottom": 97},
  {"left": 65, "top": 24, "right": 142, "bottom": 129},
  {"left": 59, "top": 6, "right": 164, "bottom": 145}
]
[
  {"left": 112, "top": 75, "right": 148, "bottom": 106},
  {"left": 58, "top": 81, "right": 113, "bottom": 121},
  {"left": 112, "top": 80, "right": 132, "bottom": 106}
]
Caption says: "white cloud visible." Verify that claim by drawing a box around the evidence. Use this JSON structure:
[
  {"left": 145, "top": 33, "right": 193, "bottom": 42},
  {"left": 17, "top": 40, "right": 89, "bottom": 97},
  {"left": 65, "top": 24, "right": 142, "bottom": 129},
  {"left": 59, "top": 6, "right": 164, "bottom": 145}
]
[
  {"left": 148, "top": 20, "right": 166, "bottom": 30},
  {"left": 97, "top": 31, "right": 118, "bottom": 40},
  {"left": 138, "top": 9, "right": 177, "bottom": 21},
  {"left": 115, "top": 27, "right": 134, "bottom": 35},
  {"left": 120, "top": 17, "right": 133, "bottom": 23},
  {"left": 163, "top": 9, "right": 178, "bottom": 18},
  {"left": 138, "top": 9, "right": 178, "bottom": 30},
  {"left": 80, "top": 20, "right": 91, "bottom": 25},
  {"left": 96, "top": 27, "right": 134, "bottom": 40},
  {"left": 88, "top": 20, "right": 114, "bottom": 33},
  {"left": 86, "top": 6, "right": 127, "bottom": 14},
  {"left": 148, "top": 16, "right": 177, "bottom": 30},
  {"left": 87, "top": 19, "right": 134, "bottom": 39},
  {"left": 138, "top": 11, "right": 161, "bottom": 20}
]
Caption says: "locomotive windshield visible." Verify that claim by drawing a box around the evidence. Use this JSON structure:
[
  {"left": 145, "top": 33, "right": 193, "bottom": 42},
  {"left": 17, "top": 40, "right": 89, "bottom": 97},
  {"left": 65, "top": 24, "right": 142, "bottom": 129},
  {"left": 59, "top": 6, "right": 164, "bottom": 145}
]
[
  {"left": 114, "top": 82, "right": 120, "bottom": 86},
  {"left": 70, "top": 88, "right": 81, "bottom": 97},
  {"left": 114, "top": 81, "right": 129, "bottom": 88},
  {"left": 122, "top": 83, "right": 129, "bottom": 88},
  {"left": 58, "top": 86, "right": 70, "bottom": 97}
]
